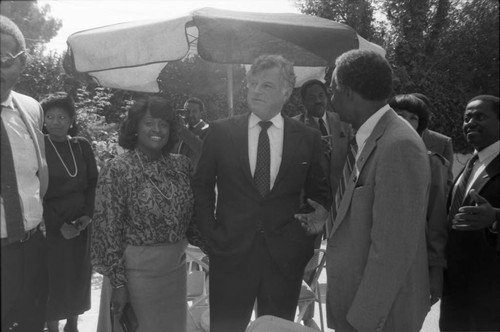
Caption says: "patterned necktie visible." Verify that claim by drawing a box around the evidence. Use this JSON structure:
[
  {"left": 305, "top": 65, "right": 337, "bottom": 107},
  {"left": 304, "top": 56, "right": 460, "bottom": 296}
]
[
  {"left": 448, "top": 154, "right": 479, "bottom": 221},
  {"left": 254, "top": 121, "right": 272, "bottom": 197},
  {"left": 318, "top": 118, "right": 328, "bottom": 136},
  {"left": 335, "top": 137, "right": 358, "bottom": 210},
  {"left": 1, "top": 110, "right": 26, "bottom": 243}
]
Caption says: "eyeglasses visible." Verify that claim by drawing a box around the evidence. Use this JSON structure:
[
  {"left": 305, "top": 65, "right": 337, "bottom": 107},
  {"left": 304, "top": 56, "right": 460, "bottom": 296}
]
[{"left": 0, "top": 51, "right": 25, "bottom": 69}]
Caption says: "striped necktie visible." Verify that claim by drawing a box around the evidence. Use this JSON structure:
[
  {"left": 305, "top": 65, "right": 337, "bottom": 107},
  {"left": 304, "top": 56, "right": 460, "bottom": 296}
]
[
  {"left": 448, "top": 154, "right": 479, "bottom": 221},
  {"left": 254, "top": 121, "right": 272, "bottom": 197},
  {"left": 335, "top": 137, "right": 358, "bottom": 210},
  {"left": 318, "top": 118, "right": 328, "bottom": 136}
]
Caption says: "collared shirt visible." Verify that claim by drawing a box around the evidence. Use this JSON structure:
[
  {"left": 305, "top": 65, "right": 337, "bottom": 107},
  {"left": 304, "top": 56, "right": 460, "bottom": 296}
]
[
  {"left": 312, "top": 113, "right": 330, "bottom": 135},
  {"left": 248, "top": 112, "right": 284, "bottom": 190},
  {"left": 1, "top": 93, "right": 44, "bottom": 237},
  {"left": 463, "top": 140, "right": 500, "bottom": 194},
  {"left": 355, "top": 104, "right": 392, "bottom": 159}
]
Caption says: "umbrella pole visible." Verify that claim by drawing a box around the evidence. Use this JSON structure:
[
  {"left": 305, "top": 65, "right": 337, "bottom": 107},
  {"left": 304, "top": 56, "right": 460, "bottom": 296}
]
[{"left": 227, "top": 64, "right": 234, "bottom": 117}]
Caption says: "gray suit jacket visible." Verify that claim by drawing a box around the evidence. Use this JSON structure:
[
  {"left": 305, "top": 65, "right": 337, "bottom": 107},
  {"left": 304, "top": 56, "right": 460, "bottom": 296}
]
[
  {"left": 422, "top": 128, "right": 454, "bottom": 187},
  {"left": 11, "top": 91, "right": 49, "bottom": 198},
  {"left": 327, "top": 109, "right": 431, "bottom": 332}
]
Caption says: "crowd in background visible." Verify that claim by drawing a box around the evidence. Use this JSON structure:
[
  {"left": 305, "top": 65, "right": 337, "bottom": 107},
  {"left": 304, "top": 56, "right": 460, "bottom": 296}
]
[{"left": 1, "top": 14, "right": 499, "bottom": 332}]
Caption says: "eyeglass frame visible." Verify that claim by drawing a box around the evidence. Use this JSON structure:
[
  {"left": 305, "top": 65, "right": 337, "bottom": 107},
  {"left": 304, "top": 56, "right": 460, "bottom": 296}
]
[{"left": 0, "top": 50, "right": 25, "bottom": 68}]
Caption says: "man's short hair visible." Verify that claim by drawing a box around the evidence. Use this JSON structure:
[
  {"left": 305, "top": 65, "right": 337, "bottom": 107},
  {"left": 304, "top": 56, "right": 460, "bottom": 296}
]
[
  {"left": 185, "top": 97, "right": 204, "bottom": 113},
  {"left": 467, "top": 95, "right": 500, "bottom": 119},
  {"left": 334, "top": 50, "right": 392, "bottom": 101},
  {"left": 247, "top": 54, "right": 296, "bottom": 91},
  {"left": 0, "top": 15, "right": 26, "bottom": 53},
  {"left": 300, "top": 79, "right": 327, "bottom": 101}
]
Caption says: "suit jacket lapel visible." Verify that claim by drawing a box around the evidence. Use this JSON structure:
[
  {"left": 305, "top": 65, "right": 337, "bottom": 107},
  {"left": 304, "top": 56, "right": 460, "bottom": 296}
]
[
  {"left": 466, "top": 155, "right": 500, "bottom": 202},
  {"left": 12, "top": 93, "right": 48, "bottom": 197},
  {"left": 229, "top": 113, "right": 254, "bottom": 186},
  {"left": 329, "top": 111, "right": 393, "bottom": 237},
  {"left": 272, "top": 116, "right": 301, "bottom": 193}
]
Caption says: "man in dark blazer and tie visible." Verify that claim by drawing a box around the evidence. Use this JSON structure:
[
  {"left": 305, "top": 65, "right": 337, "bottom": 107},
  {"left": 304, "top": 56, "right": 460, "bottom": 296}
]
[
  {"left": 440, "top": 95, "right": 500, "bottom": 331},
  {"left": 193, "top": 54, "right": 330, "bottom": 332}
]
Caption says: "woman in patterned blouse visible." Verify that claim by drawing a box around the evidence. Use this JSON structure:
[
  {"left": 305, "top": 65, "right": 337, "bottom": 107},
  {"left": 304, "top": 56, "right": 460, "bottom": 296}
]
[{"left": 92, "top": 97, "right": 196, "bottom": 331}]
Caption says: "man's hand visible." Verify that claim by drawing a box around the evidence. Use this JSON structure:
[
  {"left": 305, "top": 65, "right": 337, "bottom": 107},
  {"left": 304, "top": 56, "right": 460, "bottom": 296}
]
[
  {"left": 111, "top": 285, "right": 129, "bottom": 317},
  {"left": 60, "top": 222, "right": 80, "bottom": 239},
  {"left": 73, "top": 215, "right": 92, "bottom": 231},
  {"left": 452, "top": 189, "right": 496, "bottom": 230},
  {"left": 295, "top": 199, "right": 329, "bottom": 235},
  {"left": 429, "top": 266, "right": 443, "bottom": 306}
]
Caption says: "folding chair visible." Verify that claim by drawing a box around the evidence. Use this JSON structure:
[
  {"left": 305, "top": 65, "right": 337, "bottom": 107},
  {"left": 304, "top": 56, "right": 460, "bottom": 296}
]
[
  {"left": 186, "top": 245, "right": 210, "bottom": 331},
  {"left": 295, "top": 248, "right": 327, "bottom": 331},
  {"left": 247, "top": 315, "right": 319, "bottom": 332}
]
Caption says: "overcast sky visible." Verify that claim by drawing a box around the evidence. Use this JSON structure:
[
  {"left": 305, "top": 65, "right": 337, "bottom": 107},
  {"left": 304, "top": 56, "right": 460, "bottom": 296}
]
[{"left": 39, "top": 0, "right": 300, "bottom": 53}]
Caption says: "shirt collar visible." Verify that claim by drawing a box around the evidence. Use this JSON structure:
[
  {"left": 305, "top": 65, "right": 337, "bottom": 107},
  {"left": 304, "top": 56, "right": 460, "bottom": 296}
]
[
  {"left": 475, "top": 140, "right": 500, "bottom": 163},
  {"left": 355, "top": 104, "right": 391, "bottom": 147},
  {"left": 249, "top": 112, "right": 284, "bottom": 129},
  {"left": 1, "top": 92, "right": 13, "bottom": 109}
]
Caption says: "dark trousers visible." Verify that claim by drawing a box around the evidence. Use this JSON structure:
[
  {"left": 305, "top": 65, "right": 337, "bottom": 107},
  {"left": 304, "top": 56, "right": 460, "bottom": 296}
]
[
  {"left": 1, "top": 231, "right": 48, "bottom": 332},
  {"left": 209, "top": 233, "right": 303, "bottom": 332},
  {"left": 440, "top": 254, "right": 500, "bottom": 331}
]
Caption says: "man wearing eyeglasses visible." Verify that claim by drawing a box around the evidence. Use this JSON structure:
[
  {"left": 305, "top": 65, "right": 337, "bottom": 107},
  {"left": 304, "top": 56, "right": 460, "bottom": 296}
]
[{"left": 1, "top": 15, "right": 49, "bottom": 332}]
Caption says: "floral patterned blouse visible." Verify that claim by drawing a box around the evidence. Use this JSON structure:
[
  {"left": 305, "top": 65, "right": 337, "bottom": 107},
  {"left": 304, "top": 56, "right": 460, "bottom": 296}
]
[{"left": 91, "top": 149, "right": 194, "bottom": 287}]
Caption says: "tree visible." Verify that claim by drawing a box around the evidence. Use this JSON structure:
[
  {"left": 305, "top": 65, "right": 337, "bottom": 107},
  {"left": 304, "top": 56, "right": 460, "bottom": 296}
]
[
  {"left": 0, "top": 0, "right": 61, "bottom": 49},
  {"left": 295, "top": 0, "right": 499, "bottom": 153},
  {"left": 294, "top": 0, "right": 382, "bottom": 43}
]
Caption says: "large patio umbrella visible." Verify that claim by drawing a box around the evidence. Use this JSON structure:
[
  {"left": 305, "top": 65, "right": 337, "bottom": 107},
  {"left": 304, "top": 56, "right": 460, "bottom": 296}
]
[{"left": 65, "top": 7, "right": 385, "bottom": 113}]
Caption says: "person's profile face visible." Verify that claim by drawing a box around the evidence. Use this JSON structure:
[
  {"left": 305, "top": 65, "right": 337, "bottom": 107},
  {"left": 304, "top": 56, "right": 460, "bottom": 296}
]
[
  {"left": 463, "top": 99, "right": 499, "bottom": 151},
  {"left": 1, "top": 33, "right": 24, "bottom": 102},
  {"left": 330, "top": 69, "right": 350, "bottom": 124},
  {"left": 303, "top": 84, "right": 327, "bottom": 118},
  {"left": 246, "top": 67, "right": 290, "bottom": 121}
]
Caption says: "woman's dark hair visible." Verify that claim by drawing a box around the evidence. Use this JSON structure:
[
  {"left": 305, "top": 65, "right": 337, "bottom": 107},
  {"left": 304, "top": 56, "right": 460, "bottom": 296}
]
[
  {"left": 119, "top": 97, "right": 179, "bottom": 153},
  {"left": 389, "top": 94, "right": 430, "bottom": 135},
  {"left": 40, "top": 92, "right": 78, "bottom": 136}
]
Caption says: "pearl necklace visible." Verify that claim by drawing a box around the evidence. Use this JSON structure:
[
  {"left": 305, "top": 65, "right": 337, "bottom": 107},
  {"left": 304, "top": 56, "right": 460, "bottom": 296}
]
[
  {"left": 135, "top": 150, "right": 173, "bottom": 200},
  {"left": 48, "top": 136, "right": 78, "bottom": 178}
]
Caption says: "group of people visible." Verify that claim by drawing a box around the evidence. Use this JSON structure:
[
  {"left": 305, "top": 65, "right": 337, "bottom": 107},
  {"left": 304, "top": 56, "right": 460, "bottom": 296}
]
[{"left": 1, "top": 14, "right": 499, "bottom": 332}]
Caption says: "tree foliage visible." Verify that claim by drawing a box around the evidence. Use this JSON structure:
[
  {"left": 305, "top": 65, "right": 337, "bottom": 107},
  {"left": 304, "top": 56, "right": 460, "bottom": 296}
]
[
  {"left": 295, "top": 0, "right": 381, "bottom": 43},
  {"left": 0, "top": 0, "right": 61, "bottom": 49},
  {"left": 296, "top": 0, "right": 499, "bottom": 153}
]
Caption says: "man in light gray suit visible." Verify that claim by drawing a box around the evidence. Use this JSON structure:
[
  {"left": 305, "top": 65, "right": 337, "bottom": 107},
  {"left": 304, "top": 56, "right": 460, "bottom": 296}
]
[
  {"left": 1, "top": 15, "right": 49, "bottom": 332},
  {"left": 324, "top": 50, "right": 431, "bottom": 331}
]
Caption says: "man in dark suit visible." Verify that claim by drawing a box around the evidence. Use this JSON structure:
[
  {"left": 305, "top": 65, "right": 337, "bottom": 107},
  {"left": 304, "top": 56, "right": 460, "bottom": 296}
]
[
  {"left": 1, "top": 15, "right": 49, "bottom": 332},
  {"left": 193, "top": 54, "right": 330, "bottom": 332},
  {"left": 440, "top": 95, "right": 500, "bottom": 331},
  {"left": 177, "top": 96, "right": 209, "bottom": 169},
  {"left": 293, "top": 79, "right": 352, "bottom": 218}
]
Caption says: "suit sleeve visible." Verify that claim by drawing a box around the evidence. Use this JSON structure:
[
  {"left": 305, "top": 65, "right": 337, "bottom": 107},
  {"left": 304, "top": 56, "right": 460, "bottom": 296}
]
[
  {"left": 304, "top": 129, "right": 331, "bottom": 210},
  {"left": 427, "top": 156, "right": 449, "bottom": 267},
  {"left": 192, "top": 124, "right": 218, "bottom": 245},
  {"left": 346, "top": 136, "right": 431, "bottom": 331},
  {"left": 443, "top": 138, "right": 454, "bottom": 189}
]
